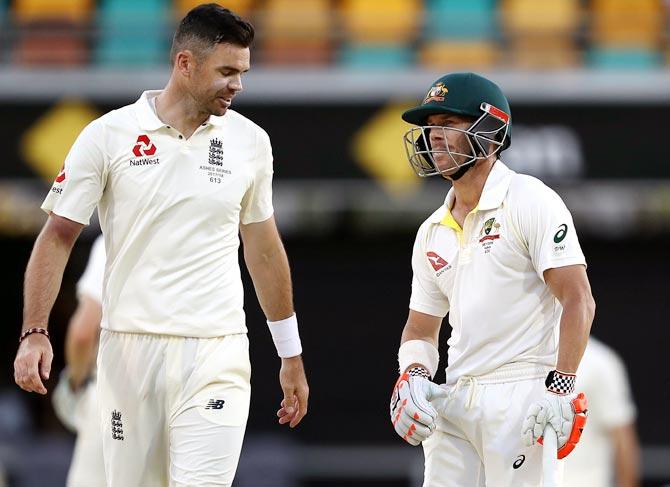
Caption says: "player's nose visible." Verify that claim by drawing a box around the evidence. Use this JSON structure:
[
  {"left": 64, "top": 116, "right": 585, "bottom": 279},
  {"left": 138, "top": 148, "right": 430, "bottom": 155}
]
[
  {"left": 429, "top": 127, "right": 447, "bottom": 147},
  {"left": 228, "top": 74, "right": 243, "bottom": 93}
]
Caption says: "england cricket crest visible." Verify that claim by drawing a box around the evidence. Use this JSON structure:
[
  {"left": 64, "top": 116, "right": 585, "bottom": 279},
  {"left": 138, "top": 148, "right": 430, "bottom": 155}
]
[
  {"left": 423, "top": 82, "right": 449, "bottom": 104},
  {"left": 111, "top": 410, "right": 124, "bottom": 441},
  {"left": 479, "top": 217, "right": 501, "bottom": 253},
  {"left": 208, "top": 138, "right": 224, "bottom": 166}
]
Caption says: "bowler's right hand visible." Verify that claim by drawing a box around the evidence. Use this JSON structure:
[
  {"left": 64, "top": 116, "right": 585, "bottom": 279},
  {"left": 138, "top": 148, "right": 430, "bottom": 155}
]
[
  {"left": 390, "top": 372, "right": 448, "bottom": 446},
  {"left": 14, "top": 333, "right": 53, "bottom": 395}
]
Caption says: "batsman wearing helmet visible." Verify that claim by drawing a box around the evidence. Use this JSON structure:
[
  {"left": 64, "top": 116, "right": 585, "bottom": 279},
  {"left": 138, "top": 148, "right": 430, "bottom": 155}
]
[{"left": 390, "top": 72, "right": 594, "bottom": 486}]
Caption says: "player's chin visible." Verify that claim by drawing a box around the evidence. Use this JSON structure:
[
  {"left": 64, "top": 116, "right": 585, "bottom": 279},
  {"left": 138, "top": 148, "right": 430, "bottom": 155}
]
[
  {"left": 434, "top": 156, "right": 458, "bottom": 175},
  {"left": 211, "top": 99, "right": 231, "bottom": 116}
]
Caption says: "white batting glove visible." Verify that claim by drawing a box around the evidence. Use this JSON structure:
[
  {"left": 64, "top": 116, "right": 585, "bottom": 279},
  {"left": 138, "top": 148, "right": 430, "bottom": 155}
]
[
  {"left": 390, "top": 367, "right": 448, "bottom": 446},
  {"left": 521, "top": 370, "right": 588, "bottom": 459},
  {"left": 52, "top": 369, "right": 85, "bottom": 432}
]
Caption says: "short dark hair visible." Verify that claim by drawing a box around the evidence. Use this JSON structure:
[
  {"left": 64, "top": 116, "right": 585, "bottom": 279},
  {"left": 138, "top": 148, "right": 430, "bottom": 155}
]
[{"left": 170, "top": 3, "right": 255, "bottom": 63}]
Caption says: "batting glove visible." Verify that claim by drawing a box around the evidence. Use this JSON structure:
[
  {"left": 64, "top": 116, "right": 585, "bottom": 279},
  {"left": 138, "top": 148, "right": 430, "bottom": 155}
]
[
  {"left": 390, "top": 367, "right": 448, "bottom": 446},
  {"left": 521, "top": 370, "right": 588, "bottom": 459},
  {"left": 52, "top": 368, "right": 86, "bottom": 432}
]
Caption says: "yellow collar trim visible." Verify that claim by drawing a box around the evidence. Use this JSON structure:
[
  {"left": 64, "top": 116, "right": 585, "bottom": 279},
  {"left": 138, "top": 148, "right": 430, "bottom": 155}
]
[{"left": 439, "top": 205, "right": 479, "bottom": 233}]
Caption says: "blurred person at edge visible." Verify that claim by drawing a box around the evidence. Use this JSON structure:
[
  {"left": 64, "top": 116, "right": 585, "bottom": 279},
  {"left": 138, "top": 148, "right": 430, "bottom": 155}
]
[
  {"left": 13, "top": 4, "right": 308, "bottom": 486},
  {"left": 564, "top": 337, "right": 640, "bottom": 487},
  {"left": 52, "top": 235, "right": 105, "bottom": 487},
  {"left": 389, "top": 72, "right": 594, "bottom": 486}
]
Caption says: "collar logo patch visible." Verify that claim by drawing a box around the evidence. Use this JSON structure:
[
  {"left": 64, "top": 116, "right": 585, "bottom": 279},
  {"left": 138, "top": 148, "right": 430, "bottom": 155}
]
[
  {"left": 426, "top": 251, "right": 449, "bottom": 271},
  {"left": 423, "top": 82, "right": 449, "bottom": 104}
]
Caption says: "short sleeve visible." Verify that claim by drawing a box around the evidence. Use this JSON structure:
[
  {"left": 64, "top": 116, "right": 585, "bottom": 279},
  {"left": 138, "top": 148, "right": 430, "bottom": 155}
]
[
  {"left": 76, "top": 234, "right": 106, "bottom": 303},
  {"left": 409, "top": 224, "right": 450, "bottom": 317},
  {"left": 517, "top": 180, "right": 586, "bottom": 281},
  {"left": 41, "top": 120, "right": 106, "bottom": 225},
  {"left": 240, "top": 128, "right": 274, "bottom": 225}
]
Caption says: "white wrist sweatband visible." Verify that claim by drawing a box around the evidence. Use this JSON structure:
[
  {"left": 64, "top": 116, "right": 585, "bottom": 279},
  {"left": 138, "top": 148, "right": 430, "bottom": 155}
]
[
  {"left": 267, "top": 313, "right": 302, "bottom": 358},
  {"left": 398, "top": 340, "right": 439, "bottom": 378}
]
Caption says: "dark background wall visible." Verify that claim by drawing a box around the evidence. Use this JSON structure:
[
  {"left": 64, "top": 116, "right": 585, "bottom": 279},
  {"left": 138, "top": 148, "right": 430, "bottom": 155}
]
[
  {"left": 1, "top": 98, "right": 669, "bottom": 485},
  {"left": 2, "top": 233, "right": 668, "bottom": 446}
]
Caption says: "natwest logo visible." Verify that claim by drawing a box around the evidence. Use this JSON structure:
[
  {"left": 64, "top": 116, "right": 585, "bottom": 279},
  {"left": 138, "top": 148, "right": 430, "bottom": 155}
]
[
  {"left": 132, "top": 135, "right": 157, "bottom": 157},
  {"left": 55, "top": 164, "right": 66, "bottom": 183},
  {"left": 426, "top": 251, "right": 448, "bottom": 271}
]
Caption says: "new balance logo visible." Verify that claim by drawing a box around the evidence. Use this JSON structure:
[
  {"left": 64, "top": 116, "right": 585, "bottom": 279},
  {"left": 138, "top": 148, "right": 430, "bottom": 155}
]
[
  {"left": 111, "top": 410, "right": 124, "bottom": 441},
  {"left": 205, "top": 399, "right": 225, "bottom": 410}
]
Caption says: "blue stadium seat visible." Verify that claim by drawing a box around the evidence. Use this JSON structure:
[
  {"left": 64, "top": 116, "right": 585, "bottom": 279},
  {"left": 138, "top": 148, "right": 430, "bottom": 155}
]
[
  {"left": 95, "top": 0, "right": 170, "bottom": 66},
  {"left": 339, "top": 44, "right": 413, "bottom": 69},
  {"left": 588, "top": 47, "right": 661, "bottom": 69},
  {"left": 425, "top": 0, "right": 496, "bottom": 41}
]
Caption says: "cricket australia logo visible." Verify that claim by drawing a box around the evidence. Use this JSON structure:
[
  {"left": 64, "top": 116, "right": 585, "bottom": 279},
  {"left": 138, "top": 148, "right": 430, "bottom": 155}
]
[
  {"left": 208, "top": 138, "right": 224, "bottom": 166},
  {"left": 423, "top": 82, "right": 449, "bottom": 104},
  {"left": 479, "top": 217, "right": 501, "bottom": 254},
  {"left": 111, "top": 410, "right": 124, "bottom": 441}
]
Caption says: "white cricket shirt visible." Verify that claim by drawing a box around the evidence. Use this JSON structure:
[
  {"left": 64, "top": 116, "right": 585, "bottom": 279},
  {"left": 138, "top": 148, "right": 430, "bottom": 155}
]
[
  {"left": 564, "top": 338, "right": 637, "bottom": 487},
  {"left": 410, "top": 161, "right": 586, "bottom": 384},
  {"left": 76, "top": 234, "right": 105, "bottom": 303},
  {"left": 42, "top": 91, "right": 274, "bottom": 337}
]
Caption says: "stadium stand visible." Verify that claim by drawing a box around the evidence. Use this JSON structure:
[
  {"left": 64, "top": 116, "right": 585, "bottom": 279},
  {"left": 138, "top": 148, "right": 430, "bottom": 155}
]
[
  {"left": 258, "top": 0, "right": 332, "bottom": 65},
  {"left": 12, "top": 0, "right": 91, "bottom": 65},
  {"left": 419, "top": 0, "right": 498, "bottom": 68},
  {"left": 0, "top": 0, "right": 669, "bottom": 68},
  {"left": 95, "top": 0, "right": 169, "bottom": 66}
]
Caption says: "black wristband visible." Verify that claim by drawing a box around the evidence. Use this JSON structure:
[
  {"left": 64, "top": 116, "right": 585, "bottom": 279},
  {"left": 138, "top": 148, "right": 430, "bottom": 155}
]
[
  {"left": 407, "top": 366, "right": 431, "bottom": 380},
  {"left": 545, "top": 370, "right": 576, "bottom": 395}
]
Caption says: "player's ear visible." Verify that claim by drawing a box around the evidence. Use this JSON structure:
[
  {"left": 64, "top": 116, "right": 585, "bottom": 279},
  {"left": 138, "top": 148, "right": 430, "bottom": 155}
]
[{"left": 174, "top": 50, "right": 195, "bottom": 77}]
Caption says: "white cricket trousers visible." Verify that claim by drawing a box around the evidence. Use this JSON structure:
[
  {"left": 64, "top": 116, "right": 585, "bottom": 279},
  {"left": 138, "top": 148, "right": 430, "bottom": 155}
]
[
  {"left": 97, "top": 330, "right": 251, "bottom": 487},
  {"left": 67, "top": 380, "right": 106, "bottom": 487},
  {"left": 422, "top": 363, "right": 564, "bottom": 487}
]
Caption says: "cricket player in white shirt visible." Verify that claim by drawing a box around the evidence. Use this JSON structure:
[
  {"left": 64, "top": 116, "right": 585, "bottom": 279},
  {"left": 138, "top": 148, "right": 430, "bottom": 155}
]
[
  {"left": 564, "top": 337, "right": 640, "bottom": 487},
  {"left": 52, "top": 235, "right": 106, "bottom": 487},
  {"left": 14, "top": 5, "right": 309, "bottom": 486},
  {"left": 390, "top": 72, "right": 594, "bottom": 486}
]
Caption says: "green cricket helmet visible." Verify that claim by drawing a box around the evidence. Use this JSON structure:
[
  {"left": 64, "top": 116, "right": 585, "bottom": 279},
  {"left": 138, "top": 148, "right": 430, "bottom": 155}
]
[{"left": 402, "top": 72, "right": 512, "bottom": 178}]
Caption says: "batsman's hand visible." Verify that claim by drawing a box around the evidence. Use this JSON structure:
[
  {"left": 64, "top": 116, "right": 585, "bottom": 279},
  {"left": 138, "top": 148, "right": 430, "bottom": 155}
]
[
  {"left": 14, "top": 333, "right": 53, "bottom": 395},
  {"left": 390, "top": 373, "right": 448, "bottom": 446},
  {"left": 277, "top": 355, "right": 309, "bottom": 428},
  {"left": 522, "top": 391, "right": 588, "bottom": 459}
]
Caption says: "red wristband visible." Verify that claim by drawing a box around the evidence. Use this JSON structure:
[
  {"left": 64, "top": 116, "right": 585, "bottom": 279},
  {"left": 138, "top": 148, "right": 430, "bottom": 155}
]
[{"left": 19, "top": 327, "right": 50, "bottom": 344}]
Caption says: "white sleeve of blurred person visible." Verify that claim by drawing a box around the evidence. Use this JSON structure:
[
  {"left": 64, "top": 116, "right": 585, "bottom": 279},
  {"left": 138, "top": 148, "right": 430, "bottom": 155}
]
[
  {"left": 52, "top": 235, "right": 105, "bottom": 431},
  {"left": 563, "top": 337, "right": 640, "bottom": 487}
]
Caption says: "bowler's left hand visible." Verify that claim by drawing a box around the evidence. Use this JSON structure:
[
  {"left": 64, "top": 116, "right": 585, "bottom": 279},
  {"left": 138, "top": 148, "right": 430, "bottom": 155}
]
[{"left": 277, "top": 355, "right": 309, "bottom": 428}]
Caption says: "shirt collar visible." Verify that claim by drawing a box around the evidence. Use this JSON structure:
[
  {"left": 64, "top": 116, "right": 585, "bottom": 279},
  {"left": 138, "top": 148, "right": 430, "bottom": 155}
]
[
  {"left": 135, "top": 90, "right": 165, "bottom": 131},
  {"left": 427, "top": 160, "right": 514, "bottom": 224},
  {"left": 135, "top": 90, "right": 228, "bottom": 130}
]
